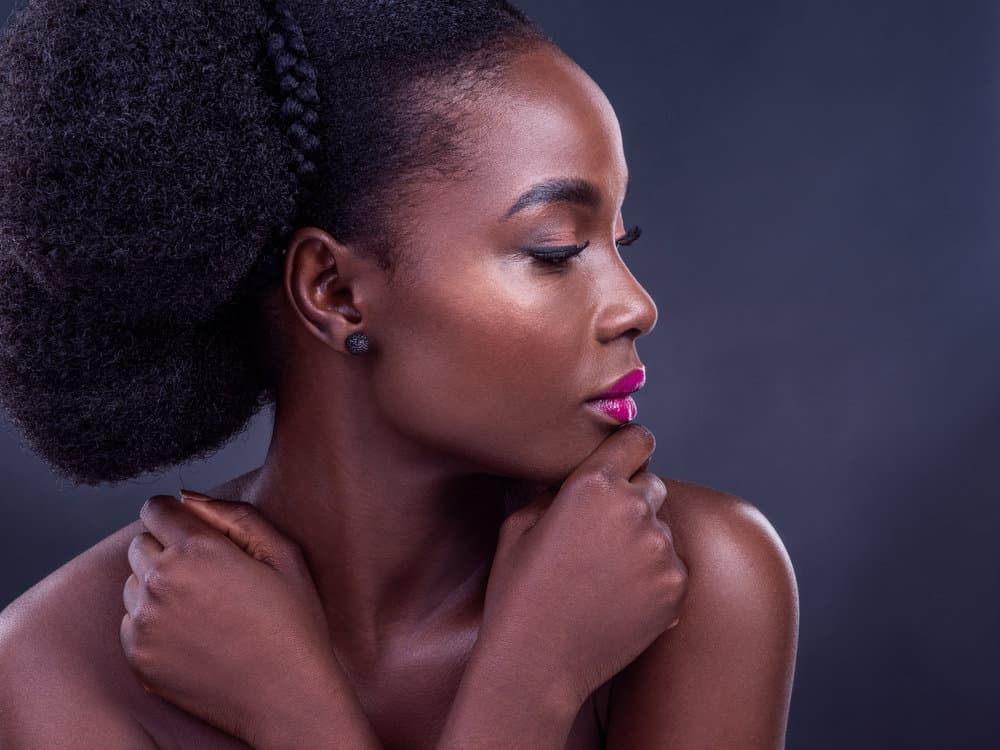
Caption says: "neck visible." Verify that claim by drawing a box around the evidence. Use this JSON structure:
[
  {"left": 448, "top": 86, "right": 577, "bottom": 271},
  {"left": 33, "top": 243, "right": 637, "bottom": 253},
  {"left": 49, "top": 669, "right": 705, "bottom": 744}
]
[{"left": 236, "top": 378, "right": 541, "bottom": 666}]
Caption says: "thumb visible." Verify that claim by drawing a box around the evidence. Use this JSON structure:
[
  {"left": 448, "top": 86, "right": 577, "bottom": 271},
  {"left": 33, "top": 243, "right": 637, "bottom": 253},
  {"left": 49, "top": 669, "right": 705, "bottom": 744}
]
[
  {"left": 178, "top": 489, "right": 302, "bottom": 572},
  {"left": 500, "top": 484, "right": 559, "bottom": 539}
]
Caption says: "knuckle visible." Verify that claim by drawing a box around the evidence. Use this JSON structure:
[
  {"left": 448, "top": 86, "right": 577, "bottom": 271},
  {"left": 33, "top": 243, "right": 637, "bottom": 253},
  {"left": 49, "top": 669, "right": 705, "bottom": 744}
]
[
  {"left": 127, "top": 534, "right": 142, "bottom": 554},
  {"left": 122, "top": 572, "right": 139, "bottom": 602},
  {"left": 662, "top": 563, "right": 689, "bottom": 595},
  {"left": 627, "top": 497, "right": 653, "bottom": 522},
  {"left": 119, "top": 614, "right": 134, "bottom": 646},
  {"left": 126, "top": 536, "right": 142, "bottom": 566},
  {"left": 175, "top": 533, "right": 213, "bottom": 557},
  {"left": 139, "top": 494, "right": 171, "bottom": 521},
  {"left": 653, "top": 517, "right": 675, "bottom": 544},
  {"left": 577, "top": 466, "right": 617, "bottom": 493},
  {"left": 142, "top": 566, "right": 171, "bottom": 598},
  {"left": 647, "top": 473, "right": 667, "bottom": 500},
  {"left": 120, "top": 632, "right": 144, "bottom": 666},
  {"left": 128, "top": 604, "right": 157, "bottom": 638},
  {"left": 645, "top": 527, "right": 669, "bottom": 556},
  {"left": 626, "top": 422, "right": 656, "bottom": 453},
  {"left": 128, "top": 644, "right": 158, "bottom": 680}
]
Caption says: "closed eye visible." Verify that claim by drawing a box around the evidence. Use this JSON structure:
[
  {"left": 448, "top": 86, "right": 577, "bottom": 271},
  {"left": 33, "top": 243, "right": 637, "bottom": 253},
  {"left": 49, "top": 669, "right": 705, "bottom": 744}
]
[
  {"left": 615, "top": 224, "right": 642, "bottom": 249},
  {"left": 522, "top": 223, "right": 643, "bottom": 268}
]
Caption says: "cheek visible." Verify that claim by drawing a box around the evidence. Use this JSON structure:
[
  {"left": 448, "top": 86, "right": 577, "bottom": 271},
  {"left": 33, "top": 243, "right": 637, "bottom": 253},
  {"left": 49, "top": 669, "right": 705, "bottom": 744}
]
[{"left": 370, "top": 272, "right": 606, "bottom": 477}]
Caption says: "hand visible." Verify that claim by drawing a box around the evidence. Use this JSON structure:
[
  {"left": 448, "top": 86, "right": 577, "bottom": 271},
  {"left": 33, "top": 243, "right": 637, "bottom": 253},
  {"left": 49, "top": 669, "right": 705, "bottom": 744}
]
[
  {"left": 119, "top": 490, "right": 379, "bottom": 750},
  {"left": 478, "top": 423, "right": 689, "bottom": 707}
]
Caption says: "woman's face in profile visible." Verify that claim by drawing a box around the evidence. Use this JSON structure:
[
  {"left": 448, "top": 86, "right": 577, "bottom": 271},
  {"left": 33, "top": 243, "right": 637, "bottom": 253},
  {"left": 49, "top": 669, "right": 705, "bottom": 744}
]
[{"left": 366, "top": 43, "right": 658, "bottom": 483}]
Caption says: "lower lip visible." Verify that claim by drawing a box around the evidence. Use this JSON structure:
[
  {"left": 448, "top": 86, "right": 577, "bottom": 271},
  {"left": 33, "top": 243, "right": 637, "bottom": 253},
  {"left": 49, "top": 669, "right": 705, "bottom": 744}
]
[{"left": 586, "top": 396, "right": 638, "bottom": 423}]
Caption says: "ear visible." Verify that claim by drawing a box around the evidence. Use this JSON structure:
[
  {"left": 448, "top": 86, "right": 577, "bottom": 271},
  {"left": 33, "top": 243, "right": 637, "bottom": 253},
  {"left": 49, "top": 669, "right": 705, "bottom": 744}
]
[{"left": 283, "top": 226, "right": 376, "bottom": 356}]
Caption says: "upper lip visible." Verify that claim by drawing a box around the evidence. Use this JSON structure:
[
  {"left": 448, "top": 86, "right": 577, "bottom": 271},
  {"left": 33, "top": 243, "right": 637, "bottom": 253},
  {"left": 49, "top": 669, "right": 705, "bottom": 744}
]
[{"left": 589, "top": 366, "right": 646, "bottom": 400}]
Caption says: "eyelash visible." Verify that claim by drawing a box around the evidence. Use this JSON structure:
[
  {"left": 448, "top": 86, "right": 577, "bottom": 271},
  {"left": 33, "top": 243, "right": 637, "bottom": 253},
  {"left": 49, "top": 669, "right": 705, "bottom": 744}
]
[{"left": 524, "top": 224, "right": 643, "bottom": 268}]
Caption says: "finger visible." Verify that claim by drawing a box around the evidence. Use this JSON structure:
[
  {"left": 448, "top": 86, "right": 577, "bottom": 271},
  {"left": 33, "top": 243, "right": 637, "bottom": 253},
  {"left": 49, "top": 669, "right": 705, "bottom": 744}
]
[
  {"left": 179, "top": 490, "right": 298, "bottom": 571},
  {"left": 572, "top": 422, "right": 656, "bottom": 486},
  {"left": 502, "top": 479, "right": 558, "bottom": 516},
  {"left": 127, "top": 532, "right": 163, "bottom": 580},
  {"left": 122, "top": 573, "right": 141, "bottom": 616},
  {"left": 139, "top": 494, "right": 219, "bottom": 549},
  {"left": 120, "top": 612, "right": 133, "bottom": 657},
  {"left": 631, "top": 471, "right": 668, "bottom": 519},
  {"left": 501, "top": 485, "right": 559, "bottom": 538},
  {"left": 119, "top": 613, "right": 156, "bottom": 694}
]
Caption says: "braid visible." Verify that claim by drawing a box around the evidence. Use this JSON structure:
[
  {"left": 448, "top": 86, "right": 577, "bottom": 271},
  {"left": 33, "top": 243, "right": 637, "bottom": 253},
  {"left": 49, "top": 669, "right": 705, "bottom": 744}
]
[
  {"left": 263, "top": 0, "right": 322, "bottom": 254},
  {"left": 0, "top": 0, "right": 550, "bottom": 485},
  {"left": 233, "top": 0, "right": 323, "bottom": 297},
  {"left": 226, "top": 0, "right": 324, "bottom": 314}
]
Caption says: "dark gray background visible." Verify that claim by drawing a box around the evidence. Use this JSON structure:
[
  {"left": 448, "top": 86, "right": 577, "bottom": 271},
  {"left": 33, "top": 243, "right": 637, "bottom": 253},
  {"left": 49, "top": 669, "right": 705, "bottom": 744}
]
[{"left": 2, "top": 1, "right": 997, "bottom": 748}]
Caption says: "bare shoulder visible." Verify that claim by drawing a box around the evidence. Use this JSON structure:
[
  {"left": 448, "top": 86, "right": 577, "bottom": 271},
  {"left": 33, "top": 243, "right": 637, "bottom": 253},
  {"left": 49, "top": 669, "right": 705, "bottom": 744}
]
[
  {"left": 604, "top": 476, "right": 799, "bottom": 748},
  {"left": 0, "top": 517, "right": 146, "bottom": 676},
  {"left": 0, "top": 483, "right": 254, "bottom": 749},
  {"left": 653, "top": 475, "right": 798, "bottom": 643},
  {"left": 0, "top": 518, "right": 160, "bottom": 748},
  {"left": 656, "top": 476, "right": 795, "bottom": 578}
]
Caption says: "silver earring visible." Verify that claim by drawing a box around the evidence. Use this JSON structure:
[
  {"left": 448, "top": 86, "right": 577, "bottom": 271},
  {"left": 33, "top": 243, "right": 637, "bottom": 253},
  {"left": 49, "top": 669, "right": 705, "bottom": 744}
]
[{"left": 345, "top": 331, "right": 369, "bottom": 355}]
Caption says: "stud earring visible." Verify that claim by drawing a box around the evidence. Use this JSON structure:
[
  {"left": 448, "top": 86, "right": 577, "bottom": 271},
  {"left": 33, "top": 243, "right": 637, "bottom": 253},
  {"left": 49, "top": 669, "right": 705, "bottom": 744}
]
[{"left": 345, "top": 331, "right": 369, "bottom": 355}]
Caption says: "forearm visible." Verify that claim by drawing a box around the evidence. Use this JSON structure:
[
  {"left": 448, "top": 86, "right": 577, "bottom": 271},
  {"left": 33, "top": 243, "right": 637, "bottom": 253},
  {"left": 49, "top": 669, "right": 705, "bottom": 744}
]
[
  {"left": 253, "top": 669, "right": 384, "bottom": 750},
  {"left": 436, "top": 638, "right": 582, "bottom": 750}
]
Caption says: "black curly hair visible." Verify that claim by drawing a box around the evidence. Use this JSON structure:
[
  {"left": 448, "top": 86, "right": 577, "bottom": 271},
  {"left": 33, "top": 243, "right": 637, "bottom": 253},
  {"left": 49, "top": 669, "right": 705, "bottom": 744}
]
[{"left": 0, "top": 0, "right": 552, "bottom": 486}]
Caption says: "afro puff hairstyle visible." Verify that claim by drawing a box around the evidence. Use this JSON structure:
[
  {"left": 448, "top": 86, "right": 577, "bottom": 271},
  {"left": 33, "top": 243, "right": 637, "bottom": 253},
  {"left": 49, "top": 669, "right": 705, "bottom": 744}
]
[{"left": 0, "top": 0, "right": 551, "bottom": 485}]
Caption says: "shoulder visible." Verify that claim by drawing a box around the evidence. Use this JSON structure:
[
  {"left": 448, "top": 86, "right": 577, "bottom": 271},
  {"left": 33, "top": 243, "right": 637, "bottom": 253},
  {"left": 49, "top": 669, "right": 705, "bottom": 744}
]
[
  {"left": 655, "top": 475, "right": 798, "bottom": 651},
  {"left": 0, "top": 471, "right": 256, "bottom": 676},
  {"left": 0, "top": 518, "right": 146, "bottom": 674},
  {"left": 0, "top": 519, "right": 161, "bottom": 747},
  {"left": 603, "top": 476, "right": 799, "bottom": 749},
  {"left": 0, "top": 514, "right": 250, "bottom": 749},
  {"left": 657, "top": 476, "right": 797, "bottom": 598}
]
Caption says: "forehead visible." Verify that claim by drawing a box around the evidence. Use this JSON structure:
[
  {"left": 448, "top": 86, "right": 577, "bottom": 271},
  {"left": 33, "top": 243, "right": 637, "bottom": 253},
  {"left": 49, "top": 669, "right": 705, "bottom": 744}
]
[
  {"left": 383, "top": 45, "right": 628, "bottom": 285},
  {"left": 463, "top": 44, "right": 628, "bottom": 209}
]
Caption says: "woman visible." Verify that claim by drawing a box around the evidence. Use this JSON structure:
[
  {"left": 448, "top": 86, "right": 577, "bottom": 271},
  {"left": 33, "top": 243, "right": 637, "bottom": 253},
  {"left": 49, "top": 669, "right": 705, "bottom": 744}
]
[{"left": 0, "top": 1, "right": 798, "bottom": 748}]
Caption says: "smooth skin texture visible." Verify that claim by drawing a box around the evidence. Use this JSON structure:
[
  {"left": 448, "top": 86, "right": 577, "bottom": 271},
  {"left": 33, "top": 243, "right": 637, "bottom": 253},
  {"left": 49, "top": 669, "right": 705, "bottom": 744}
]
[
  {"left": 120, "top": 491, "right": 380, "bottom": 750},
  {"left": 0, "top": 43, "right": 798, "bottom": 749},
  {"left": 115, "top": 423, "right": 688, "bottom": 750}
]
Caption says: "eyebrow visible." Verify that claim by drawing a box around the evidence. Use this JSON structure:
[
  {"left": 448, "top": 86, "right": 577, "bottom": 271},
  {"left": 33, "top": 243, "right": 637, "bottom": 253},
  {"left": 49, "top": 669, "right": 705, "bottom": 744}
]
[{"left": 502, "top": 175, "right": 629, "bottom": 220}]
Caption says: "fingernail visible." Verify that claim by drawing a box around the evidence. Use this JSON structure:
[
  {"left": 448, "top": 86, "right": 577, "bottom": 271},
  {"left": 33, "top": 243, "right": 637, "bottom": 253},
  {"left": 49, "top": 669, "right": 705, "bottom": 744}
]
[{"left": 179, "top": 488, "right": 213, "bottom": 503}]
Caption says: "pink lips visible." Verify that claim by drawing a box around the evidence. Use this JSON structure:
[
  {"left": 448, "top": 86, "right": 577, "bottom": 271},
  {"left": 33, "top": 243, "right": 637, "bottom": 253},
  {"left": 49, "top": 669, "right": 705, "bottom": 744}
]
[{"left": 587, "top": 367, "right": 646, "bottom": 423}]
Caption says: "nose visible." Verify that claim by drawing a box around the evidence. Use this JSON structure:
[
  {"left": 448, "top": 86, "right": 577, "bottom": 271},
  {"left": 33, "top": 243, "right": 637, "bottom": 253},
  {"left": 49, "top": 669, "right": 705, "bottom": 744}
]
[{"left": 595, "top": 253, "right": 658, "bottom": 343}]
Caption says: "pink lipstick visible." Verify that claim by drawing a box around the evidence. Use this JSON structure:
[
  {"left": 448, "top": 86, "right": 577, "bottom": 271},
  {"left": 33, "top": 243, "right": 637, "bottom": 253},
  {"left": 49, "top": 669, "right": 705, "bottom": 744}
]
[{"left": 586, "top": 367, "right": 646, "bottom": 423}]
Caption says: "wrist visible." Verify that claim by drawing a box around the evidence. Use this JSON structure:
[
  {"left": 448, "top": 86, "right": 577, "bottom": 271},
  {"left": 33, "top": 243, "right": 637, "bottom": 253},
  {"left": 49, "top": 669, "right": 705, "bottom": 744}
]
[
  {"left": 252, "top": 660, "right": 382, "bottom": 750},
  {"left": 473, "top": 634, "right": 582, "bottom": 717},
  {"left": 475, "top": 621, "right": 585, "bottom": 712},
  {"left": 437, "top": 635, "right": 582, "bottom": 749}
]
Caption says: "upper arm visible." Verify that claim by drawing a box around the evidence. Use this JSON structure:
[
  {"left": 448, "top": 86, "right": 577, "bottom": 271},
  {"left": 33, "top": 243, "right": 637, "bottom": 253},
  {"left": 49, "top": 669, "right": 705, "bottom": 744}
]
[
  {"left": 606, "top": 483, "right": 799, "bottom": 749},
  {"left": 0, "top": 596, "right": 160, "bottom": 750}
]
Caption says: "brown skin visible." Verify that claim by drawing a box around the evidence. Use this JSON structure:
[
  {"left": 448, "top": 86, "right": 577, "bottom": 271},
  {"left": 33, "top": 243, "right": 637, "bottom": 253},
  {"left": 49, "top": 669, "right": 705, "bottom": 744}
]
[
  {"left": 0, "top": 42, "right": 798, "bottom": 749},
  {"left": 121, "top": 422, "right": 687, "bottom": 750},
  {"left": 121, "top": 491, "right": 384, "bottom": 749},
  {"left": 251, "top": 42, "right": 654, "bottom": 664}
]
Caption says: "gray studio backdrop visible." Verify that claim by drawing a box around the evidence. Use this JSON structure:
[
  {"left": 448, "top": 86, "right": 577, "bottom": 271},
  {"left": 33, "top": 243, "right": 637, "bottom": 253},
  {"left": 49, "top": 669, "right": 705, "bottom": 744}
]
[{"left": 1, "top": 1, "right": 997, "bottom": 749}]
